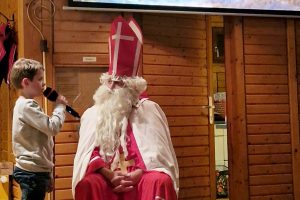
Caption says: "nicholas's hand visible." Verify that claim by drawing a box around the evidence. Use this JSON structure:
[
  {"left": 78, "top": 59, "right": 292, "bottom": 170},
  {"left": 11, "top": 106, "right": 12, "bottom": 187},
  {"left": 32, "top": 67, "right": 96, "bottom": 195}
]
[
  {"left": 110, "top": 171, "right": 130, "bottom": 186},
  {"left": 126, "top": 169, "right": 143, "bottom": 185},
  {"left": 111, "top": 171, "right": 134, "bottom": 193},
  {"left": 112, "top": 169, "right": 143, "bottom": 193}
]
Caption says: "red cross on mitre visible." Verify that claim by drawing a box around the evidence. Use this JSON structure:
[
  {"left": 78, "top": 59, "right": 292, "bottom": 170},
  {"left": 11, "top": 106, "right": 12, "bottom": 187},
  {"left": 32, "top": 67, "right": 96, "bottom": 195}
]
[{"left": 108, "top": 16, "right": 143, "bottom": 78}]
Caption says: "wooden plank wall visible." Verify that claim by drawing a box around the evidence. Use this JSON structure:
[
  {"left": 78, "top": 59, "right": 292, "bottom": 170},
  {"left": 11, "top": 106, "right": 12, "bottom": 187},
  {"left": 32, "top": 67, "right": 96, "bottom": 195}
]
[
  {"left": 53, "top": 1, "right": 212, "bottom": 199},
  {"left": 243, "top": 18, "right": 293, "bottom": 199},
  {"left": 287, "top": 19, "right": 300, "bottom": 200},
  {"left": 294, "top": 18, "right": 300, "bottom": 200},
  {"left": 0, "top": 0, "right": 18, "bottom": 163},
  {"left": 0, "top": 85, "right": 10, "bottom": 161},
  {"left": 142, "top": 14, "right": 210, "bottom": 199},
  {"left": 297, "top": 21, "right": 300, "bottom": 136}
]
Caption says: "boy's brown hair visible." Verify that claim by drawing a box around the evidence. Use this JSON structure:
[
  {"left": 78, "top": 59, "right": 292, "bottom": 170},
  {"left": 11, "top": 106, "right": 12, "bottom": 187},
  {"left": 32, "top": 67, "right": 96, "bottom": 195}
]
[{"left": 10, "top": 58, "right": 44, "bottom": 89}]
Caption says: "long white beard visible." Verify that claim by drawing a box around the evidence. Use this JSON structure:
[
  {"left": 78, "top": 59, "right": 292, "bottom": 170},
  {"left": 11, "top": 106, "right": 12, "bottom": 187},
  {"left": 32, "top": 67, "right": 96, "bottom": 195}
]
[{"left": 93, "top": 84, "right": 138, "bottom": 161}]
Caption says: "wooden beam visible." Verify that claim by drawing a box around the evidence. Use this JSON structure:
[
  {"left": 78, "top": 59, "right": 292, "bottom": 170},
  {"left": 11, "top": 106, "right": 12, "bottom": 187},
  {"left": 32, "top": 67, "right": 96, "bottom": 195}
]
[
  {"left": 287, "top": 19, "right": 300, "bottom": 200},
  {"left": 206, "top": 15, "right": 216, "bottom": 200},
  {"left": 224, "top": 16, "right": 249, "bottom": 200}
]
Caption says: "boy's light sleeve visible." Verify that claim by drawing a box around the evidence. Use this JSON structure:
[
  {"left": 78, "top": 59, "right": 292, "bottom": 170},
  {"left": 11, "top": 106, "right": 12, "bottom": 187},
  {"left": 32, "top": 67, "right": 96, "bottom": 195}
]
[{"left": 21, "top": 99, "right": 66, "bottom": 136}]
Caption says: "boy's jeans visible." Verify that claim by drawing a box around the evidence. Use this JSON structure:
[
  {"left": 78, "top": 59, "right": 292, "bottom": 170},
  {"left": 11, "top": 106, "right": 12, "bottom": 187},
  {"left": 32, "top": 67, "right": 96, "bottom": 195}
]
[{"left": 13, "top": 167, "right": 51, "bottom": 200}]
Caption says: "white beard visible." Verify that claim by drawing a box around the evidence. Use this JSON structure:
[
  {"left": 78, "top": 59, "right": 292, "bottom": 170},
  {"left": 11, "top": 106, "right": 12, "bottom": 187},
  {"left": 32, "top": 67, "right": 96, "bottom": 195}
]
[{"left": 93, "top": 84, "right": 138, "bottom": 161}]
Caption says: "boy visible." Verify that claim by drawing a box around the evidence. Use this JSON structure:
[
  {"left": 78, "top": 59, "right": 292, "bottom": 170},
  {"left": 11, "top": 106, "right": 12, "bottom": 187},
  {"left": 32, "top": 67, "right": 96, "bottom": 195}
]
[{"left": 10, "top": 58, "right": 68, "bottom": 200}]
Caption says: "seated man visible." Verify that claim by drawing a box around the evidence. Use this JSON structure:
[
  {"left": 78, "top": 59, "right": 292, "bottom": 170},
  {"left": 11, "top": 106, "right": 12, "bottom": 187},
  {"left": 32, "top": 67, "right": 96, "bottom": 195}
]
[{"left": 72, "top": 16, "right": 179, "bottom": 200}]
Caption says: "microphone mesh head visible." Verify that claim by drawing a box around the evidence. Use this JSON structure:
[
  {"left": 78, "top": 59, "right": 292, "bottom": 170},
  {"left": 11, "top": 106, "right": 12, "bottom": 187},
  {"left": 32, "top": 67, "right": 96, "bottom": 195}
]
[
  {"left": 43, "top": 87, "right": 58, "bottom": 101},
  {"left": 43, "top": 87, "right": 52, "bottom": 96}
]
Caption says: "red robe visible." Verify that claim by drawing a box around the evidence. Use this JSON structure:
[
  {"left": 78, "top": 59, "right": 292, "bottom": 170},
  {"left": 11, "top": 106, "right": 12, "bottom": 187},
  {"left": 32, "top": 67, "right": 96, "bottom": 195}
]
[
  {"left": 75, "top": 123, "right": 177, "bottom": 200},
  {"left": 72, "top": 99, "right": 179, "bottom": 200}
]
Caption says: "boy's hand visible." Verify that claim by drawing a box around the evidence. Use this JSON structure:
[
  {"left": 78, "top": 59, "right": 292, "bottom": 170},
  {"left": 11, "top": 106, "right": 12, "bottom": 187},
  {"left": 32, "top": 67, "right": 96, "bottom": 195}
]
[{"left": 55, "top": 95, "right": 68, "bottom": 105}]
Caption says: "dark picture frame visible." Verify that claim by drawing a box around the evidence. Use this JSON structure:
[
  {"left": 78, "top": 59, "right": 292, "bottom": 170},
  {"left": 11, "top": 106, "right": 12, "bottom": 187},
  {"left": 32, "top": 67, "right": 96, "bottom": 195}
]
[{"left": 212, "top": 27, "right": 224, "bottom": 64}]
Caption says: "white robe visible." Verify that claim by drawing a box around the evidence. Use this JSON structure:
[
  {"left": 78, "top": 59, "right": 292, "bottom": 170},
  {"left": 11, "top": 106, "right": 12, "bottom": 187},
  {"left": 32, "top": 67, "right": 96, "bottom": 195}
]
[{"left": 72, "top": 99, "right": 179, "bottom": 197}]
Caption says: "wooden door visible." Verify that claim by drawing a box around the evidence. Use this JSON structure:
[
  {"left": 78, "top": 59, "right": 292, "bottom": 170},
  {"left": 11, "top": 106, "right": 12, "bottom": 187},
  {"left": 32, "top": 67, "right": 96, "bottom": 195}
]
[{"left": 225, "top": 16, "right": 300, "bottom": 200}]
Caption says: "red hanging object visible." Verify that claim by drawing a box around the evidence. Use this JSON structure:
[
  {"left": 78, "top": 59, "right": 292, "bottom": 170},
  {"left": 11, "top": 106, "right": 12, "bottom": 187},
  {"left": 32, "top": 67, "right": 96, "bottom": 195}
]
[
  {"left": 0, "top": 22, "right": 17, "bottom": 86},
  {"left": 0, "top": 24, "right": 6, "bottom": 63}
]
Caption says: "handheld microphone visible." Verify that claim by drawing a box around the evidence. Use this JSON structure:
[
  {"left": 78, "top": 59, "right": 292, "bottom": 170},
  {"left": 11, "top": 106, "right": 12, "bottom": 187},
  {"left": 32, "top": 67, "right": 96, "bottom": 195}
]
[{"left": 43, "top": 87, "right": 81, "bottom": 119}]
